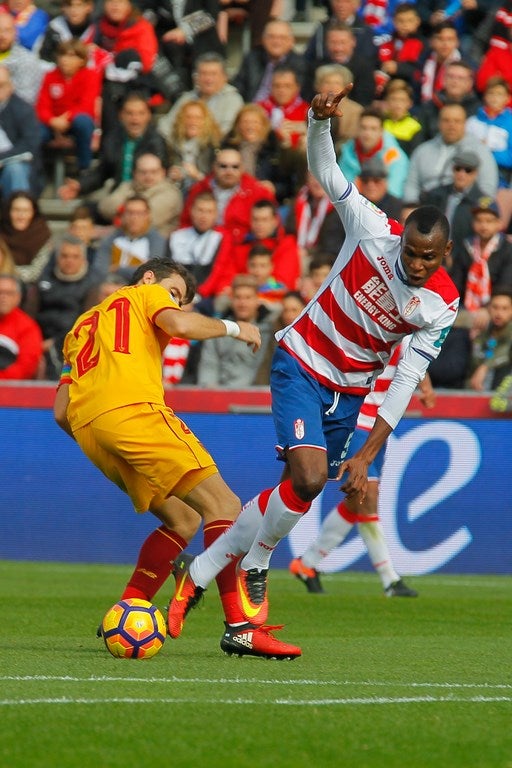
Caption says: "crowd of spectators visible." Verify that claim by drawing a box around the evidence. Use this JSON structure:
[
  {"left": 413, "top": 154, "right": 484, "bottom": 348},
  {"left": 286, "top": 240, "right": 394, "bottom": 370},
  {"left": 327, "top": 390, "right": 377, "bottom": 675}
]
[{"left": 0, "top": 0, "right": 512, "bottom": 400}]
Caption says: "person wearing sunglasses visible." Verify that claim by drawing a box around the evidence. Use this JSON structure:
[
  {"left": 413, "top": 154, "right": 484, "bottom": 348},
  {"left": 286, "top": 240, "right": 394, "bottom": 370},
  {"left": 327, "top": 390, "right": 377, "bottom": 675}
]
[
  {"left": 179, "top": 145, "right": 276, "bottom": 245},
  {"left": 420, "top": 149, "right": 485, "bottom": 247},
  {"left": 403, "top": 102, "right": 498, "bottom": 205}
]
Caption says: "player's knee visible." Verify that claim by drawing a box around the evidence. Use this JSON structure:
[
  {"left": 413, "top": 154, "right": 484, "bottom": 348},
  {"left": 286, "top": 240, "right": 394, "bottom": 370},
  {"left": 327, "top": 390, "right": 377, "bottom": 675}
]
[{"left": 292, "top": 473, "right": 326, "bottom": 502}]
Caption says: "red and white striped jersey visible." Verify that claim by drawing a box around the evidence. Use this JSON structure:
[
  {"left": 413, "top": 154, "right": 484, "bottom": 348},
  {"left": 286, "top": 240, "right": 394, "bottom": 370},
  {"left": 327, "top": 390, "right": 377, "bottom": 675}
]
[
  {"left": 357, "top": 344, "right": 401, "bottom": 431},
  {"left": 162, "top": 338, "right": 191, "bottom": 386},
  {"left": 276, "top": 114, "right": 459, "bottom": 429}
]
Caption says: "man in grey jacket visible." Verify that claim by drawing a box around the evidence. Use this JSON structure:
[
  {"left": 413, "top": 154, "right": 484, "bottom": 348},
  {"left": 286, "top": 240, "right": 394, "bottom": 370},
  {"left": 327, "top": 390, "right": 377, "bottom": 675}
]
[
  {"left": 157, "top": 52, "right": 244, "bottom": 140},
  {"left": 403, "top": 102, "right": 498, "bottom": 204},
  {"left": 197, "top": 274, "right": 274, "bottom": 387}
]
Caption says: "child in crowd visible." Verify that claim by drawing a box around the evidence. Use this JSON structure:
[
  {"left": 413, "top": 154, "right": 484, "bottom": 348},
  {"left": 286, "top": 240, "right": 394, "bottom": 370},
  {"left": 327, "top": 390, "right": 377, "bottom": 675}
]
[
  {"left": 38, "top": 0, "right": 104, "bottom": 69},
  {"left": 299, "top": 252, "right": 334, "bottom": 302},
  {"left": 36, "top": 39, "right": 101, "bottom": 170},
  {"left": 247, "top": 245, "right": 287, "bottom": 307},
  {"left": 467, "top": 287, "right": 512, "bottom": 392},
  {"left": 466, "top": 77, "right": 512, "bottom": 189},
  {"left": 382, "top": 79, "right": 423, "bottom": 157},
  {"left": 451, "top": 197, "right": 512, "bottom": 316},
  {"left": 376, "top": 3, "right": 425, "bottom": 101},
  {"left": 234, "top": 199, "right": 301, "bottom": 292}
]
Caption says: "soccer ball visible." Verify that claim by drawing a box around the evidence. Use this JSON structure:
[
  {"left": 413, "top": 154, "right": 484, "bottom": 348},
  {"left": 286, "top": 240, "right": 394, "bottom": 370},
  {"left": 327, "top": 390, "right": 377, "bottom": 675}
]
[{"left": 101, "top": 598, "right": 166, "bottom": 659}]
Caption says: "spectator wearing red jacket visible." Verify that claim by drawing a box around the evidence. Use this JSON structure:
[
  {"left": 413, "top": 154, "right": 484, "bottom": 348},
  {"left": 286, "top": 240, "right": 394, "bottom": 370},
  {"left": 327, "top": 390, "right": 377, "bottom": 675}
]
[
  {"left": 0, "top": 273, "right": 42, "bottom": 380},
  {"left": 231, "top": 199, "right": 301, "bottom": 291},
  {"left": 180, "top": 146, "right": 276, "bottom": 245},
  {"left": 476, "top": 38, "right": 512, "bottom": 96},
  {"left": 376, "top": 3, "right": 425, "bottom": 101},
  {"left": 36, "top": 39, "right": 101, "bottom": 170},
  {"left": 95, "top": 0, "right": 157, "bottom": 73}
]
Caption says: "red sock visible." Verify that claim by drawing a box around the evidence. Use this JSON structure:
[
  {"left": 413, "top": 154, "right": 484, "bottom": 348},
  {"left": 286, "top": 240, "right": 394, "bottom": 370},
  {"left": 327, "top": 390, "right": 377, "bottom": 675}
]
[
  {"left": 204, "top": 519, "right": 245, "bottom": 625},
  {"left": 121, "top": 526, "right": 187, "bottom": 601},
  {"left": 337, "top": 501, "right": 379, "bottom": 525},
  {"left": 279, "top": 478, "right": 312, "bottom": 513}
]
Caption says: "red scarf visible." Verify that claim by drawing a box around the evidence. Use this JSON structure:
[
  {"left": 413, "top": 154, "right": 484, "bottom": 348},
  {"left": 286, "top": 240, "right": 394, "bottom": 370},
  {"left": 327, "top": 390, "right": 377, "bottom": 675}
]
[
  {"left": 464, "top": 234, "right": 500, "bottom": 311},
  {"left": 355, "top": 136, "right": 383, "bottom": 164},
  {"left": 97, "top": 12, "right": 135, "bottom": 51},
  {"left": 294, "top": 186, "right": 333, "bottom": 249}
]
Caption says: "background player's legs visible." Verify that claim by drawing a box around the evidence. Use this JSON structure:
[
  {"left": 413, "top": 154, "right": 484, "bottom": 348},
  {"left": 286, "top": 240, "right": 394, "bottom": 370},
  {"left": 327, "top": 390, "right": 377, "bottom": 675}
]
[{"left": 291, "top": 483, "right": 417, "bottom": 596}]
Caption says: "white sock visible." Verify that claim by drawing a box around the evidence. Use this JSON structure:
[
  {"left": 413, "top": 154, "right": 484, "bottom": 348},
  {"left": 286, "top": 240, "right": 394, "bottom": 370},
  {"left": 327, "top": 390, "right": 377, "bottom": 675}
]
[
  {"left": 189, "top": 494, "right": 264, "bottom": 588},
  {"left": 358, "top": 520, "right": 399, "bottom": 589},
  {"left": 301, "top": 504, "right": 354, "bottom": 569},
  {"left": 241, "top": 482, "right": 307, "bottom": 572}
]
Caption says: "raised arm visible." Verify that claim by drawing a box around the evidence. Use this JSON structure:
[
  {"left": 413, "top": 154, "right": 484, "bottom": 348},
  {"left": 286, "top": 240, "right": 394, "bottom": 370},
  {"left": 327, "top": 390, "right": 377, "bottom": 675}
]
[{"left": 307, "top": 86, "right": 353, "bottom": 203}]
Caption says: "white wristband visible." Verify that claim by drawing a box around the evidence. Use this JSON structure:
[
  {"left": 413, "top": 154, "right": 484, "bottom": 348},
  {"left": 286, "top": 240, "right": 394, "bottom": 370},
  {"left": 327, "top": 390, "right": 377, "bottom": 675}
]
[{"left": 221, "top": 319, "right": 240, "bottom": 337}]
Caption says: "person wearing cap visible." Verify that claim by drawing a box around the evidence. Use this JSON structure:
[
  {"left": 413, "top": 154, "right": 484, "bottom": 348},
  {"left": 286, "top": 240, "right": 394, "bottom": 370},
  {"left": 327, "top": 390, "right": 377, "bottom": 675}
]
[
  {"left": 403, "top": 102, "right": 499, "bottom": 204},
  {"left": 420, "top": 149, "right": 486, "bottom": 246},
  {"left": 450, "top": 196, "right": 512, "bottom": 314},
  {"left": 357, "top": 157, "right": 403, "bottom": 220},
  {"left": 338, "top": 107, "right": 409, "bottom": 198}
]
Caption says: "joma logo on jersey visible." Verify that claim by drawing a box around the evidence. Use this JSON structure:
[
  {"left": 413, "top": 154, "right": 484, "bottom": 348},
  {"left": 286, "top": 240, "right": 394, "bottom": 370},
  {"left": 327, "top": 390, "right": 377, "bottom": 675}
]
[
  {"left": 294, "top": 419, "right": 305, "bottom": 439},
  {"left": 376, "top": 255, "right": 394, "bottom": 280}
]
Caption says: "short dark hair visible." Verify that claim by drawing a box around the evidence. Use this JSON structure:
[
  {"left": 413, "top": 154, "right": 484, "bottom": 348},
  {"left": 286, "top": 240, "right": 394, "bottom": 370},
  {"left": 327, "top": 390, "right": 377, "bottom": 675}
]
[
  {"left": 404, "top": 205, "right": 450, "bottom": 242},
  {"left": 131, "top": 258, "right": 196, "bottom": 305},
  {"left": 248, "top": 244, "right": 273, "bottom": 259},
  {"left": 70, "top": 204, "right": 94, "bottom": 223},
  {"left": 309, "top": 253, "right": 335, "bottom": 275},
  {"left": 431, "top": 20, "right": 458, "bottom": 36},
  {"left": 251, "top": 199, "right": 278, "bottom": 215},
  {"left": 393, "top": 3, "right": 419, "bottom": 16},
  {"left": 491, "top": 285, "right": 512, "bottom": 301},
  {"left": 124, "top": 195, "right": 150, "bottom": 210}
]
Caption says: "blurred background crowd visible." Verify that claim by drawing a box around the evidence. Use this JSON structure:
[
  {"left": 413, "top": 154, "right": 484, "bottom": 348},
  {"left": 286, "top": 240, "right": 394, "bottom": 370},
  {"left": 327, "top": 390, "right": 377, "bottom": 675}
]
[{"left": 0, "top": 0, "right": 512, "bottom": 404}]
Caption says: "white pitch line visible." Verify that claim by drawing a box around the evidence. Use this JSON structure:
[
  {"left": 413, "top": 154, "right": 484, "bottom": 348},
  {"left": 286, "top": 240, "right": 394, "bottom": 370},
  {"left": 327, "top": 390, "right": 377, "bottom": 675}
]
[
  {"left": 1, "top": 675, "right": 512, "bottom": 689},
  {"left": 0, "top": 695, "right": 512, "bottom": 707}
]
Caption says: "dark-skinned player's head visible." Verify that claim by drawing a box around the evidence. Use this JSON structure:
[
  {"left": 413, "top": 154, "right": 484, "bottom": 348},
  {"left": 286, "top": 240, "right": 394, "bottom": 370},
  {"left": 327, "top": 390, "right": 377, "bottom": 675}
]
[{"left": 400, "top": 206, "right": 452, "bottom": 287}]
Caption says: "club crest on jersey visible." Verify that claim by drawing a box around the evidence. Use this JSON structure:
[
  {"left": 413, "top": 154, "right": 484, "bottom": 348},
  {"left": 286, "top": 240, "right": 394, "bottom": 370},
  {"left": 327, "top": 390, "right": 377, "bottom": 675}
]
[
  {"left": 361, "top": 196, "right": 385, "bottom": 216},
  {"left": 403, "top": 296, "right": 421, "bottom": 317},
  {"left": 294, "top": 418, "right": 305, "bottom": 439}
]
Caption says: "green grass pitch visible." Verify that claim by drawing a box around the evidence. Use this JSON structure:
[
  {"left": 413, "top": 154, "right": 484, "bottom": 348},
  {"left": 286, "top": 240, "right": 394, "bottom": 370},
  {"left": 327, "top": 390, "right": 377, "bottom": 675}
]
[{"left": 1, "top": 560, "right": 511, "bottom": 768}]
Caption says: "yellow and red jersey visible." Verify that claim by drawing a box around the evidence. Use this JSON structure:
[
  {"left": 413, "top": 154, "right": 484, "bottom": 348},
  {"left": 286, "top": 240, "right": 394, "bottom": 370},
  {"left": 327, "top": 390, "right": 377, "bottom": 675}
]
[{"left": 61, "top": 283, "right": 180, "bottom": 431}]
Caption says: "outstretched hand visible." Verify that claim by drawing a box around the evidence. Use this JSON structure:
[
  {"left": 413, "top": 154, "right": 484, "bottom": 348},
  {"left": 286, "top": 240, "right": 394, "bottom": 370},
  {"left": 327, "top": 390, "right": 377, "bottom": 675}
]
[
  {"left": 235, "top": 320, "right": 262, "bottom": 353},
  {"left": 310, "top": 84, "right": 353, "bottom": 121},
  {"left": 336, "top": 455, "right": 369, "bottom": 502}
]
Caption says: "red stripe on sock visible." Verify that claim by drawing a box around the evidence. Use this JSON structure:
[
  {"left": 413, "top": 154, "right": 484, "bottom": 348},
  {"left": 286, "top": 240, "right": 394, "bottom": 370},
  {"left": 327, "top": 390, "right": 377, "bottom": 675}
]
[
  {"left": 204, "top": 520, "right": 244, "bottom": 624},
  {"left": 278, "top": 478, "right": 312, "bottom": 514},
  {"left": 258, "top": 488, "right": 273, "bottom": 514},
  {"left": 338, "top": 502, "right": 380, "bottom": 524},
  {"left": 337, "top": 502, "right": 359, "bottom": 524}
]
